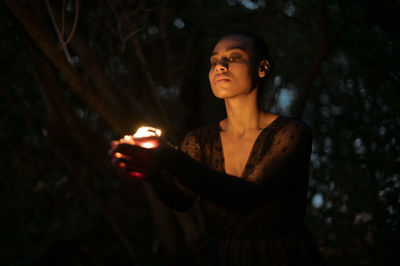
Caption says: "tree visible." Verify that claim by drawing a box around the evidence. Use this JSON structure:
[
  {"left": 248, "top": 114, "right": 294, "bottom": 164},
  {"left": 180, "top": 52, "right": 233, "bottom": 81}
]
[{"left": 1, "top": 0, "right": 399, "bottom": 265}]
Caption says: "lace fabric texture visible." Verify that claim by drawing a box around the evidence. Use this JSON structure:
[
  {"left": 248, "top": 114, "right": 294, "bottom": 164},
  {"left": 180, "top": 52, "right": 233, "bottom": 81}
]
[{"left": 180, "top": 116, "right": 324, "bottom": 266}]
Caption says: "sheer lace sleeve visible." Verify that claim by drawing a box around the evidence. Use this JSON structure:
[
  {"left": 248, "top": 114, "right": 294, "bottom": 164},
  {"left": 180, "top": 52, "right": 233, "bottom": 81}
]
[
  {"left": 144, "top": 132, "right": 200, "bottom": 212},
  {"left": 249, "top": 120, "right": 312, "bottom": 192}
]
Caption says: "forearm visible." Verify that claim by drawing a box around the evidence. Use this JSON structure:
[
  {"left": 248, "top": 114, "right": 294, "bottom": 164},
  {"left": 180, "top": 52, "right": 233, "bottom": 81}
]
[
  {"left": 146, "top": 172, "right": 195, "bottom": 212},
  {"left": 164, "top": 150, "right": 266, "bottom": 213}
]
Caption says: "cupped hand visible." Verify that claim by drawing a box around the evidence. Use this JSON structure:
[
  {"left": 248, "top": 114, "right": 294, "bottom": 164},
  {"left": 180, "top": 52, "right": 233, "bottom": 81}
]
[{"left": 109, "top": 137, "right": 169, "bottom": 179}]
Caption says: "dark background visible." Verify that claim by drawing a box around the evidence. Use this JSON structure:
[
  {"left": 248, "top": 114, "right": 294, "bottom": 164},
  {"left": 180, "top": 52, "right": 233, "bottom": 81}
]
[{"left": 1, "top": 0, "right": 399, "bottom": 265}]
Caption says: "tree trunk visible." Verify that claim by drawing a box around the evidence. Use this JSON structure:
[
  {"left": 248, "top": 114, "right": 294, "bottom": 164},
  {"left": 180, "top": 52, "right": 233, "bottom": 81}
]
[
  {"left": 3, "top": 0, "right": 130, "bottom": 134},
  {"left": 45, "top": 1, "right": 136, "bottom": 116}
]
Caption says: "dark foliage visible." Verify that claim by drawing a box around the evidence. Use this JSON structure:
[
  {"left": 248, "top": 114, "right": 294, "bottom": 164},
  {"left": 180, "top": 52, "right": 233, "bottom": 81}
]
[{"left": 1, "top": 0, "right": 399, "bottom": 265}]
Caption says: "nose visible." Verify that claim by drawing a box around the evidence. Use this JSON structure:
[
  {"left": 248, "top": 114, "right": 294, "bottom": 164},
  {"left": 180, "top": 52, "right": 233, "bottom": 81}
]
[{"left": 215, "top": 59, "right": 229, "bottom": 73}]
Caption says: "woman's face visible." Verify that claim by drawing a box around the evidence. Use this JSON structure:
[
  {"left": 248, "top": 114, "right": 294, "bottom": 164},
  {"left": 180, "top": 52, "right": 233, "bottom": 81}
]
[{"left": 209, "top": 35, "right": 258, "bottom": 99}]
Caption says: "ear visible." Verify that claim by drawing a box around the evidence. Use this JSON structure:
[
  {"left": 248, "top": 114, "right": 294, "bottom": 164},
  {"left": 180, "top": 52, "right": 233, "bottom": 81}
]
[{"left": 258, "top": 59, "right": 270, "bottom": 78}]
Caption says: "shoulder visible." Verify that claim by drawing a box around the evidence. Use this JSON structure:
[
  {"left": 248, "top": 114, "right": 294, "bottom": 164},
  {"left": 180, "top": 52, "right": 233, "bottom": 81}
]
[
  {"left": 181, "top": 124, "right": 218, "bottom": 144},
  {"left": 180, "top": 124, "right": 219, "bottom": 158},
  {"left": 264, "top": 116, "right": 312, "bottom": 146},
  {"left": 274, "top": 116, "right": 313, "bottom": 146},
  {"left": 258, "top": 112, "right": 310, "bottom": 134}
]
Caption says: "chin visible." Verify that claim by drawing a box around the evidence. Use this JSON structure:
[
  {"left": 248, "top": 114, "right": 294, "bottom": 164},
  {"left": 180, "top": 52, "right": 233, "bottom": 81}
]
[
  {"left": 212, "top": 85, "right": 252, "bottom": 100},
  {"left": 211, "top": 87, "right": 233, "bottom": 99}
]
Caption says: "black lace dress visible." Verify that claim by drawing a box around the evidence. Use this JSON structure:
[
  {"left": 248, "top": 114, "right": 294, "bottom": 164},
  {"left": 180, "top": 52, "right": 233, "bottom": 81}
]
[{"left": 179, "top": 116, "right": 325, "bottom": 266}]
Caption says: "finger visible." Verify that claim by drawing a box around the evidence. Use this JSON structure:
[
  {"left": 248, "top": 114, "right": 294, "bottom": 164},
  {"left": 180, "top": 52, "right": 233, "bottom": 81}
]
[
  {"left": 113, "top": 152, "right": 130, "bottom": 159},
  {"left": 114, "top": 143, "right": 155, "bottom": 158},
  {"left": 112, "top": 157, "right": 131, "bottom": 168},
  {"left": 112, "top": 157, "right": 150, "bottom": 172},
  {"left": 110, "top": 140, "right": 119, "bottom": 149},
  {"left": 108, "top": 140, "right": 122, "bottom": 155},
  {"left": 114, "top": 162, "right": 134, "bottom": 176},
  {"left": 112, "top": 157, "right": 129, "bottom": 169},
  {"left": 113, "top": 143, "right": 145, "bottom": 156},
  {"left": 109, "top": 146, "right": 137, "bottom": 159},
  {"left": 108, "top": 143, "right": 121, "bottom": 155},
  {"left": 117, "top": 164, "right": 147, "bottom": 179}
]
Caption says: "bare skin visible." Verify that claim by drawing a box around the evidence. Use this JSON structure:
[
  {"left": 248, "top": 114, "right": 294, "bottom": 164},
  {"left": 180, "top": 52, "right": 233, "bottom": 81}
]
[
  {"left": 209, "top": 35, "right": 277, "bottom": 177},
  {"left": 220, "top": 111, "right": 278, "bottom": 177}
]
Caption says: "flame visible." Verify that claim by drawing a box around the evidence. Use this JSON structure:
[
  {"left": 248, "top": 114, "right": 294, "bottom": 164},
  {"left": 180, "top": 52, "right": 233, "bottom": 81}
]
[
  {"left": 118, "top": 126, "right": 161, "bottom": 148},
  {"left": 140, "top": 141, "right": 158, "bottom": 149},
  {"left": 133, "top": 126, "right": 162, "bottom": 138}
]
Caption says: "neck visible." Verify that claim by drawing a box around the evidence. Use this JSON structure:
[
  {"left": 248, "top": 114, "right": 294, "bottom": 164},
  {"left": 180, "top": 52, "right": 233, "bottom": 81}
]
[{"left": 223, "top": 89, "right": 261, "bottom": 135}]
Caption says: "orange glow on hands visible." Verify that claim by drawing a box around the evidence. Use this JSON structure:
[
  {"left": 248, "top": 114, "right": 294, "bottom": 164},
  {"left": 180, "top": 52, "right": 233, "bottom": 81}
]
[
  {"left": 132, "top": 126, "right": 162, "bottom": 149},
  {"left": 129, "top": 171, "right": 145, "bottom": 179},
  {"left": 118, "top": 126, "right": 162, "bottom": 148},
  {"left": 112, "top": 126, "right": 162, "bottom": 180},
  {"left": 124, "top": 135, "right": 134, "bottom": 143},
  {"left": 111, "top": 140, "right": 119, "bottom": 149}
]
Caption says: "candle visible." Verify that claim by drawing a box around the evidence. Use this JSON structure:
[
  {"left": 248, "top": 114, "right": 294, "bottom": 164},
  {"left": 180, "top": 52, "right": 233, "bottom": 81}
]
[
  {"left": 133, "top": 126, "right": 162, "bottom": 139},
  {"left": 115, "top": 126, "right": 162, "bottom": 179},
  {"left": 117, "top": 126, "right": 162, "bottom": 148},
  {"left": 132, "top": 126, "right": 162, "bottom": 149}
]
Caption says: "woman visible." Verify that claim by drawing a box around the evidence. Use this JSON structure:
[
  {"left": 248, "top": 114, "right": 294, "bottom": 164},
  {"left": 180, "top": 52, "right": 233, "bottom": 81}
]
[{"left": 111, "top": 32, "right": 325, "bottom": 265}]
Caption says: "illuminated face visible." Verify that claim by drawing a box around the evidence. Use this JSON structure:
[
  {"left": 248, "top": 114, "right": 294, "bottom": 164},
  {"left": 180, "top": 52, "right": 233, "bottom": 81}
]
[{"left": 209, "top": 35, "right": 259, "bottom": 99}]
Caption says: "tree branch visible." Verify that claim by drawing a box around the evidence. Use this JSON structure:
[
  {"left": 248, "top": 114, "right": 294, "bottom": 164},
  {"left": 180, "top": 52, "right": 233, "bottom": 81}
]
[
  {"left": 25, "top": 35, "right": 112, "bottom": 169},
  {"left": 3, "top": 0, "right": 130, "bottom": 134},
  {"left": 291, "top": 7, "right": 332, "bottom": 116},
  {"left": 44, "top": 0, "right": 73, "bottom": 65},
  {"left": 60, "top": 0, "right": 79, "bottom": 49},
  {"left": 46, "top": 1, "right": 138, "bottom": 116}
]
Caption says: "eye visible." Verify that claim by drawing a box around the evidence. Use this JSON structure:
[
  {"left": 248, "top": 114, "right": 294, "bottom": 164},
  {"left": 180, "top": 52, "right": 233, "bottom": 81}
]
[{"left": 228, "top": 55, "right": 241, "bottom": 62}]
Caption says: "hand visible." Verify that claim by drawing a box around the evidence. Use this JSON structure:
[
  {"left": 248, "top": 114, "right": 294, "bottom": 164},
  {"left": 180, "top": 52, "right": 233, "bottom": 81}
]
[{"left": 109, "top": 137, "right": 169, "bottom": 179}]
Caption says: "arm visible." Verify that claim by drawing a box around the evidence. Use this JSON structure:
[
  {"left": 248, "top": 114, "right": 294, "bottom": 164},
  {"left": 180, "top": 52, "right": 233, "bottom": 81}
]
[
  {"left": 147, "top": 129, "right": 205, "bottom": 212},
  {"left": 113, "top": 120, "right": 312, "bottom": 214},
  {"left": 110, "top": 131, "right": 200, "bottom": 212},
  {"left": 145, "top": 172, "right": 195, "bottom": 212},
  {"left": 165, "top": 120, "right": 312, "bottom": 213}
]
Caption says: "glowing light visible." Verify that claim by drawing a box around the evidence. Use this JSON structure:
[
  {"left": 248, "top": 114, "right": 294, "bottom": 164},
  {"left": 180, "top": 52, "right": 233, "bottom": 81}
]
[
  {"left": 133, "top": 126, "right": 162, "bottom": 138},
  {"left": 124, "top": 135, "right": 133, "bottom": 142},
  {"left": 129, "top": 171, "right": 145, "bottom": 179},
  {"left": 125, "top": 126, "right": 163, "bottom": 149},
  {"left": 118, "top": 126, "right": 162, "bottom": 147},
  {"left": 140, "top": 141, "right": 158, "bottom": 149},
  {"left": 113, "top": 126, "right": 162, "bottom": 179},
  {"left": 312, "top": 193, "right": 324, "bottom": 209}
]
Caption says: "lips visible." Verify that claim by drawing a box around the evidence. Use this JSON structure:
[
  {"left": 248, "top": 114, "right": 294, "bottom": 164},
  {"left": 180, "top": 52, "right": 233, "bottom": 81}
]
[{"left": 214, "top": 75, "right": 231, "bottom": 84}]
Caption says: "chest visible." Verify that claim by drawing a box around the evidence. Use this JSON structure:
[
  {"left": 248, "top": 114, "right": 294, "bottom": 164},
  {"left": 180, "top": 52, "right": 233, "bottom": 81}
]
[{"left": 220, "top": 131, "right": 261, "bottom": 177}]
